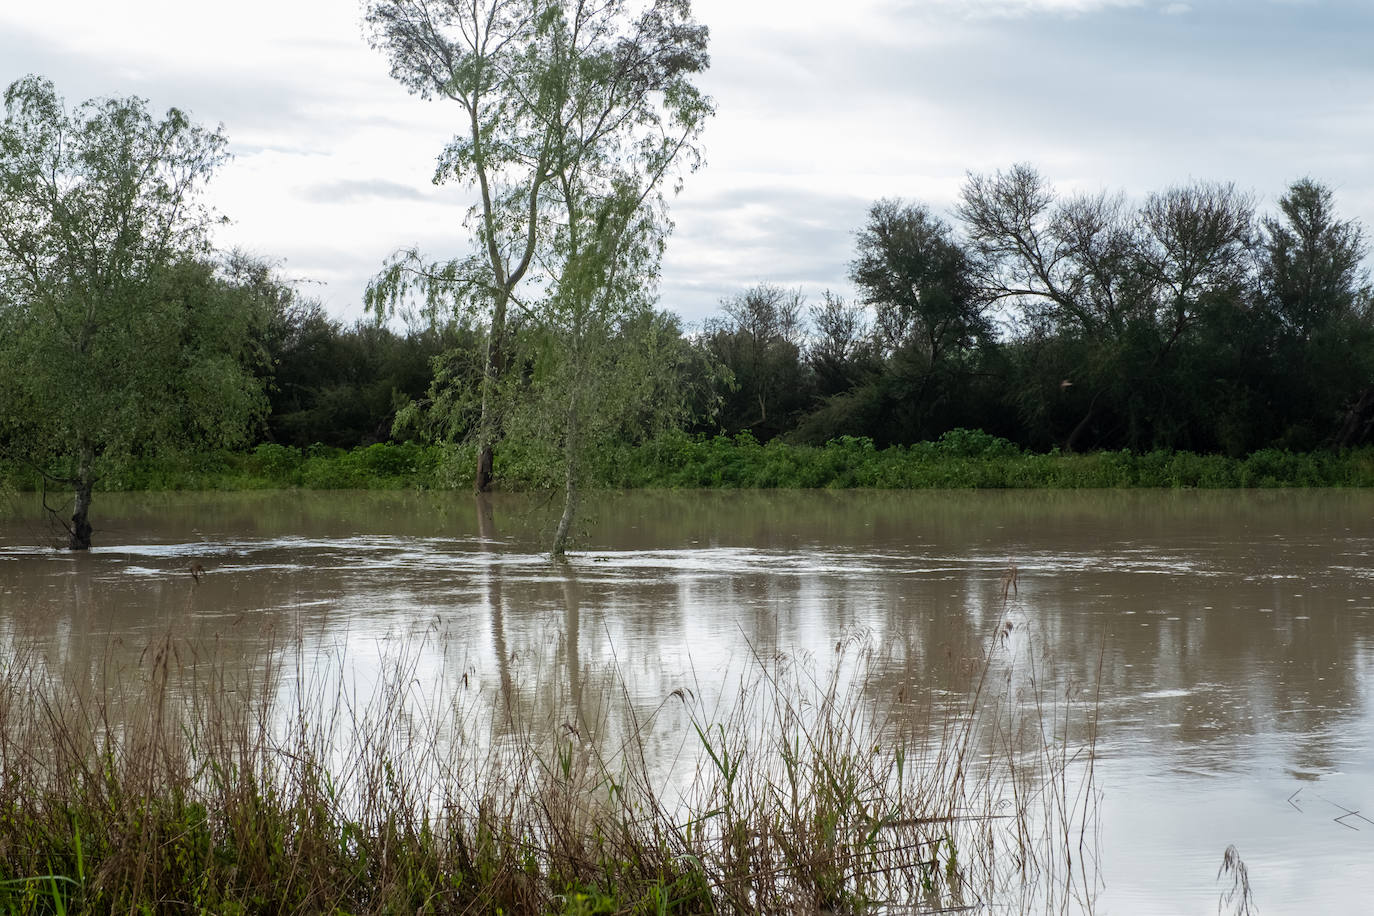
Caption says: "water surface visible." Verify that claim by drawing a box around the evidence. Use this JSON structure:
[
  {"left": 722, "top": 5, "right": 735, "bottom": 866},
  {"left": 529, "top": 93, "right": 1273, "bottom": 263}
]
[{"left": 2, "top": 488, "right": 1372, "bottom": 912}]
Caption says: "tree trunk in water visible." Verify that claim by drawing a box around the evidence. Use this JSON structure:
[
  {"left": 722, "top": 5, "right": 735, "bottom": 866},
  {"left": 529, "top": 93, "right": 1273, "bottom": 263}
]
[
  {"left": 69, "top": 462, "right": 94, "bottom": 551},
  {"left": 475, "top": 445, "right": 495, "bottom": 494},
  {"left": 474, "top": 296, "right": 509, "bottom": 494},
  {"left": 552, "top": 472, "right": 579, "bottom": 560},
  {"left": 552, "top": 397, "right": 580, "bottom": 559}
]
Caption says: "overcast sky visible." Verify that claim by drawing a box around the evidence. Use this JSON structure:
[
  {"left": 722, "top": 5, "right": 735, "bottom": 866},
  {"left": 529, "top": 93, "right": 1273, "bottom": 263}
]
[{"left": 3, "top": 0, "right": 1371, "bottom": 326}]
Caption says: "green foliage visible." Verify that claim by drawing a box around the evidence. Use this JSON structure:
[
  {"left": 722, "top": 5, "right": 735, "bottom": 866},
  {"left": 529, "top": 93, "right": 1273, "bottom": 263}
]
[
  {"left": 701, "top": 285, "right": 812, "bottom": 440},
  {"left": 390, "top": 323, "right": 490, "bottom": 445},
  {"left": 266, "top": 310, "right": 471, "bottom": 449},
  {"left": 598, "top": 431, "right": 1374, "bottom": 491},
  {"left": 0, "top": 78, "right": 246, "bottom": 460},
  {"left": 364, "top": 0, "right": 715, "bottom": 499},
  {"left": 1262, "top": 178, "right": 1369, "bottom": 336},
  {"left": 251, "top": 442, "right": 303, "bottom": 477},
  {"left": 3, "top": 443, "right": 447, "bottom": 492},
  {"left": 930, "top": 427, "right": 1022, "bottom": 459},
  {"left": 0, "top": 76, "right": 266, "bottom": 547},
  {"left": 5, "top": 436, "right": 1374, "bottom": 494},
  {"left": 842, "top": 199, "right": 1001, "bottom": 445},
  {"left": 6, "top": 83, "right": 1374, "bottom": 502}
]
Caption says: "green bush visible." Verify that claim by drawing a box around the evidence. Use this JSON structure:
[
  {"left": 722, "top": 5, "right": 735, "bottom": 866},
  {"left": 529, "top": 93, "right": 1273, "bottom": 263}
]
[
  {"left": 595, "top": 433, "right": 1374, "bottom": 491},
  {"left": 354, "top": 442, "right": 411, "bottom": 477},
  {"left": 252, "top": 443, "right": 303, "bottom": 477},
  {"left": 6, "top": 434, "right": 1374, "bottom": 494},
  {"left": 933, "top": 428, "right": 1022, "bottom": 459}
]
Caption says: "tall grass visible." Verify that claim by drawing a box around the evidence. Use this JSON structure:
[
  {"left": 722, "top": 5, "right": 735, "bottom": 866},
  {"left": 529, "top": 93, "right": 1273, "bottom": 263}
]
[{"left": 0, "top": 596, "right": 1097, "bottom": 914}]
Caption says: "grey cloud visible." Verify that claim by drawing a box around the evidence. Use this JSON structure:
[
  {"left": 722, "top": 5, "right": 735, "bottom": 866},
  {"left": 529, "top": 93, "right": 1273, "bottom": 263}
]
[
  {"left": 298, "top": 179, "right": 431, "bottom": 205},
  {"left": 12, "top": 0, "right": 1373, "bottom": 331},
  {"left": 0, "top": 20, "right": 397, "bottom": 153},
  {"left": 716, "top": 1, "right": 1374, "bottom": 135},
  {"left": 0, "top": 24, "right": 135, "bottom": 101},
  {"left": 710, "top": 1, "right": 1374, "bottom": 207},
  {"left": 661, "top": 186, "right": 875, "bottom": 323}
]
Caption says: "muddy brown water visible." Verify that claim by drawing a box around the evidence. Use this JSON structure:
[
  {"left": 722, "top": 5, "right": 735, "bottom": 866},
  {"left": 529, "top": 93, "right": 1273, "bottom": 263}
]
[{"left": 2, "top": 488, "right": 1372, "bottom": 912}]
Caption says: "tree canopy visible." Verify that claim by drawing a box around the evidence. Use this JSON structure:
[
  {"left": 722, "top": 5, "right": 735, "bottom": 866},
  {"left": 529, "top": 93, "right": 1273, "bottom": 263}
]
[
  {"left": 365, "top": 0, "right": 712, "bottom": 500},
  {"left": 0, "top": 76, "right": 265, "bottom": 548}
]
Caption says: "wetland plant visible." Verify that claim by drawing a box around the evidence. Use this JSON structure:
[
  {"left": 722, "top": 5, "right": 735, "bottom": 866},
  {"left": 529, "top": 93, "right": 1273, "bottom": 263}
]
[{"left": 0, "top": 609, "right": 1097, "bottom": 913}]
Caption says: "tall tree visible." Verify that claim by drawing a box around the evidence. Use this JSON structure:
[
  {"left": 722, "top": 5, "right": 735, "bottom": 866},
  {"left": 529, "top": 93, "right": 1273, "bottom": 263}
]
[
  {"left": 851, "top": 199, "right": 988, "bottom": 364},
  {"left": 1129, "top": 182, "right": 1255, "bottom": 449},
  {"left": 0, "top": 76, "right": 262, "bottom": 549},
  {"left": 806, "top": 290, "right": 872, "bottom": 399},
  {"left": 704, "top": 284, "right": 809, "bottom": 438},
  {"left": 1261, "top": 178, "right": 1368, "bottom": 338},
  {"left": 959, "top": 166, "right": 1254, "bottom": 451},
  {"left": 364, "top": 0, "right": 710, "bottom": 498},
  {"left": 515, "top": 1, "right": 711, "bottom": 555},
  {"left": 848, "top": 199, "right": 993, "bottom": 440},
  {"left": 1260, "top": 179, "right": 1374, "bottom": 447},
  {"left": 957, "top": 167, "right": 1127, "bottom": 448},
  {"left": 511, "top": 305, "right": 699, "bottom": 555}
]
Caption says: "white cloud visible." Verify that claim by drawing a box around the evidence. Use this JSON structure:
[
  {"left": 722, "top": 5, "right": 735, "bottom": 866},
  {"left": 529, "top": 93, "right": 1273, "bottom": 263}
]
[
  {"left": 298, "top": 179, "right": 433, "bottom": 205},
  {"left": 4, "top": 0, "right": 1372, "bottom": 325},
  {"left": 923, "top": 0, "right": 1145, "bottom": 19}
]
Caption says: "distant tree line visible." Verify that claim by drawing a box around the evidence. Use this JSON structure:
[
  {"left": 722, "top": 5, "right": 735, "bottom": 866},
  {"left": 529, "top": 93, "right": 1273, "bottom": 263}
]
[
  {"left": 300, "top": 169, "right": 1369, "bottom": 459},
  {"left": 188, "top": 168, "right": 1374, "bottom": 460}
]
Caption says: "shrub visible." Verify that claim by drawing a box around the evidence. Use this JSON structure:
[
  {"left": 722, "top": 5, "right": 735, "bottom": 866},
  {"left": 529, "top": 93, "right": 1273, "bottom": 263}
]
[{"left": 252, "top": 443, "right": 303, "bottom": 479}]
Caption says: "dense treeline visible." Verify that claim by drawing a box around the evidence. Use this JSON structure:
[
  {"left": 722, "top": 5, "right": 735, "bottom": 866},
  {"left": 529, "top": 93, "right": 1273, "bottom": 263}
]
[
  {"left": 14, "top": 174, "right": 1367, "bottom": 468},
  {"left": 685, "top": 172, "right": 1373, "bottom": 456},
  {"left": 6, "top": 153, "right": 1372, "bottom": 499},
  {"left": 257, "top": 296, "right": 470, "bottom": 449},
  {"left": 251, "top": 171, "right": 1373, "bottom": 462},
  {"left": 3, "top": 69, "right": 1372, "bottom": 521}
]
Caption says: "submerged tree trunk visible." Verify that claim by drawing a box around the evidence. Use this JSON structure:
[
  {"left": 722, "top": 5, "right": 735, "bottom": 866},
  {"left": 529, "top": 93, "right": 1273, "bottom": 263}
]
[
  {"left": 551, "top": 392, "right": 581, "bottom": 560},
  {"left": 69, "top": 449, "right": 95, "bottom": 550},
  {"left": 475, "top": 443, "right": 495, "bottom": 494},
  {"left": 474, "top": 296, "right": 509, "bottom": 494}
]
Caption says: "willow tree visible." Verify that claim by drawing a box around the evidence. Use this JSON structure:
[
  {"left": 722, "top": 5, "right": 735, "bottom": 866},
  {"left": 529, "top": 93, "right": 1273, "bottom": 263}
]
[
  {"left": 364, "top": 0, "right": 711, "bottom": 497},
  {"left": 0, "top": 77, "right": 265, "bottom": 549}
]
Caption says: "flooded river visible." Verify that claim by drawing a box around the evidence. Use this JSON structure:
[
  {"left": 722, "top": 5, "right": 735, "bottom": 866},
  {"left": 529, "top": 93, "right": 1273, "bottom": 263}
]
[{"left": 2, "top": 488, "right": 1372, "bottom": 912}]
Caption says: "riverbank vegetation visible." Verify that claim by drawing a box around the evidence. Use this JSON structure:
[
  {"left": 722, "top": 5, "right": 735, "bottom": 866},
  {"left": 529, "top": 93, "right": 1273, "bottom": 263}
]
[
  {"left": 10, "top": 166, "right": 1369, "bottom": 513},
  {"left": 6, "top": 432, "right": 1374, "bottom": 495},
  {"left": 0, "top": 619, "right": 1096, "bottom": 914}
]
